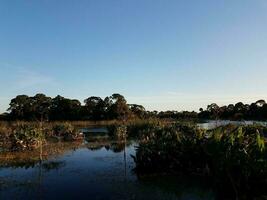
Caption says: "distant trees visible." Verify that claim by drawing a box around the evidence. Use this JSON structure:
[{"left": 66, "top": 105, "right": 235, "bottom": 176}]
[
  {"left": 157, "top": 110, "right": 198, "bottom": 120},
  {"left": 8, "top": 94, "right": 52, "bottom": 121},
  {"left": 84, "top": 96, "right": 107, "bottom": 120},
  {"left": 50, "top": 95, "right": 81, "bottom": 120},
  {"left": 108, "top": 94, "right": 130, "bottom": 120},
  {"left": 5, "top": 94, "right": 267, "bottom": 121},
  {"left": 32, "top": 94, "right": 52, "bottom": 121},
  {"left": 128, "top": 104, "right": 146, "bottom": 119},
  {"left": 6, "top": 93, "right": 144, "bottom": 121},
  {"left": 199, "top": 100, "right": 267, "bottom": 120}
]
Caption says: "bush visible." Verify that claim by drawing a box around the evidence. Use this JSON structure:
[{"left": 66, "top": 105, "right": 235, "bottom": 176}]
[
  {"left": 51, "top": 122, "right": 81, "bottom": 141},
  {"left": 9, "top": 124, "right": 43, "bottom": 150}
]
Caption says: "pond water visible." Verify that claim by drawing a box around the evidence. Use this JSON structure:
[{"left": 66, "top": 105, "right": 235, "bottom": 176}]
[
  {"left": 0, "top": 127, "right": 215, "bottom": 200},
  {"left": 197, "top": 120, "right": 267, "bottom": 130}
]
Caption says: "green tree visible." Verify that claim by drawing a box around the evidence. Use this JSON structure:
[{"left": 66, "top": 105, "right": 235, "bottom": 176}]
[
  {"left": 50, "top": 95, "right": 81, "bottom": 120},
  {"left": 84, "top": 96, "right": 106, "bottom": 120},
  {"left": 8, "top": 95, "right": 32, "bottom": 120},
  {"left": 129, "top": 104, "right": 146, "bottom": 118},
  {"left": 31, "top": 93, "right": 52, "bottom": 121},
  {"left": 108, "top": 94, "right": 131, "bottom": 120}
]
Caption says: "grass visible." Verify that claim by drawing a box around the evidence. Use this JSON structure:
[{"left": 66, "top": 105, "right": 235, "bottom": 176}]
[
  {"left": 133, "top": 124, "right": 267, "bottom": 199},
  {"left": 1, "top": 120, "right": 267, "bottom": 198}
]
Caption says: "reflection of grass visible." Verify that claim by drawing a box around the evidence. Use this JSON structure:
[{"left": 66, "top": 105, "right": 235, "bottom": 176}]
[{"left": 0, "top": 141, "right": 82, "bottom": 168}]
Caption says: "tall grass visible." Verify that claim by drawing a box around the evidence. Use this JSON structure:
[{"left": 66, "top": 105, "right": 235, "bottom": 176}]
[{"left": 133, "top": 124, "right": 267, "bottom": 198}]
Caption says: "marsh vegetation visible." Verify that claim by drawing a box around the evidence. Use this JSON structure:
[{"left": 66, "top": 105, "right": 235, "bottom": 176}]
[{"left": 0, "top": 120, "right": 266, "bottom": 199}]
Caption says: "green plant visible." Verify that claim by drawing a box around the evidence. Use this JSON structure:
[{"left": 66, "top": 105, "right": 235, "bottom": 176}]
[
  {"left": 10, "top": 124, "right": 44, "bottom": 150},
  {"left": 133, "top": 124, "right": 267, "bottom": 198}
]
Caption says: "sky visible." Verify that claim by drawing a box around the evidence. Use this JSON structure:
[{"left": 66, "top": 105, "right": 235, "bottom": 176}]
[{"left": 0, "top": 0, "right": 267, "bottom": 113}]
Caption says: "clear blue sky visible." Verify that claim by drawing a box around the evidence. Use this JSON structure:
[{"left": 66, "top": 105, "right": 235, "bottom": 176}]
[{"left": 1, "top": 0, "right": 267, "bottom": 112}]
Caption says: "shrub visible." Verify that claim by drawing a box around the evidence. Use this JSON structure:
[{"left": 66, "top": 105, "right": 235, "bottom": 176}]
[{"left": 9, "top": 124, "right": 43, "bottom": 150}]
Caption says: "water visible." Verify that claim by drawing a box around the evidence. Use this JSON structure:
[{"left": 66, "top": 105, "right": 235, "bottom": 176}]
[
  {"left": 0, "top": 127, "right": 215, "bottom": 200},
  {"left": 198, "top": 120, "right": 267, "bottom": 130}
]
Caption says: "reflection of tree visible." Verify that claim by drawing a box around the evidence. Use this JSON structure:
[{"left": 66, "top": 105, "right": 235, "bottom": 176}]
[
  {"left": 42, "top": 161, "right": 65, "bottom": 172},
  {"left": 84, "top": 132, "right": 132, "bottom": 153},
  {"left": 85, "top": 140, "right": 132, "bottom": 154},
  {"left": 110, "top": 142, "right": 125, "bottom": 153},
  {"left": 87, "top": 145, "right": 103, "bottom": 151}
]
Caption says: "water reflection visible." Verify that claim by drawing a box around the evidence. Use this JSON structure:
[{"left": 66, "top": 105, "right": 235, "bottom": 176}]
[
  {"left": 198, "top": 120, "right": 267, "bottom": 129},
  {"left": 0, "top": 142, "right": 82, "bottom": 169},
  {"left": 42, "top": 161, "right": 65, "bottom": 172},
  {"left": 0, "top": 127, "right": 215, "bottom": 200}
]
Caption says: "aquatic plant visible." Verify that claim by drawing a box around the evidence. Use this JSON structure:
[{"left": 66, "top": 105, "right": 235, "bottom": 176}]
[
  {"left": 133, "top": 124, "right": 267, "bottom": 198},
  {"left": 51, "top": 122, "right": 83, "bottom": 141},
  {"left": 9, "top": 124, "right": 44, "bottom": 150}
]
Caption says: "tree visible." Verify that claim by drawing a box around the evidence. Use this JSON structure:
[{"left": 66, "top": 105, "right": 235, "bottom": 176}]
[
  {"left": 31, "top": 93, "right": 52, "bottom": 121},
  {"left": 50, "top": 95, "right": 81, "bottom": 120},
  {"left": 256, "top": 100, "right": 266, "bottom": 107},
  {"left": 108, "top": 94, "right": 131, "bottom": 120},
  {"left": 84, "top": 96, "right": 106, "bottom": 120},
  {"left": 8, "top": 95, "right": 32, "bottom": 120},
  {"left": 207, "top": 103, "right": 220, "bottom": 119},
  {"left": 129, "top": 104, "right": 146, "bottom": 118}
]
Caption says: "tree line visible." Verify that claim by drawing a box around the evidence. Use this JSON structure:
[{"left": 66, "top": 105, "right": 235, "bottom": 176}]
[
  {"left": 0, "top": 94, "right": 267, "bottom": 121},
  {"left": 2, "top": 93, "right": 142, "bottom": 121},
  {"left": 0, "top": 93, "right": 199, "bottom": 121},
  {"left": 199, "top": 100, "right": 267, "bottom": 120}
]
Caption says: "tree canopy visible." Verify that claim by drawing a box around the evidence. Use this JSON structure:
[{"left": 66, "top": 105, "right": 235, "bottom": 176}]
[
  {"left": 6, "top": 93, "right": 143, "bottom": 121},
  {"left": 199, "top": 100, "right": 267, "bottom": 120},
  {"left": 4, "top": 94, "right": 267, "bottom": 121}
]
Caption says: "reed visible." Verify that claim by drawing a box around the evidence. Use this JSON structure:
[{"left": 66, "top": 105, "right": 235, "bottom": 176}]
[{"left": 133, "top": 124, "right": 267, "bottom": 198}]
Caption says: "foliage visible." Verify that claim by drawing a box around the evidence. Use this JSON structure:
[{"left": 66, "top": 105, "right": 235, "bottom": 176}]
[
  {"left": 50, "top": 122, "right": 81, "bottom": 141},
  {"left": 9, "top": 124, "right": 43, "bottom": 150},
  {"left": 133, "top": 124, "right": 267, "bottom": 198},
  {"left": 199, "top": 100, "right": 267, "bottom": 120},
  {"left": 0, "top": 122, "right": 82, "bottom": 151},
  {"left": 4, "top": 93, "right": 203, "bottom": 122},
  {"left": 6, "top": 93, "right": 134, "bottom": 121},
  {"left": 50, "top": 95, "right": 81, "bottom": 120}
]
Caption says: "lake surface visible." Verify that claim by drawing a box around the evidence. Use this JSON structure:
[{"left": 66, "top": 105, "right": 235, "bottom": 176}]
[
  {"left": 198, "top": 120, "right": 267, "bottom": 130},
  {"left": 0, "top": 127, "right": 215, "bottom": 200}
]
